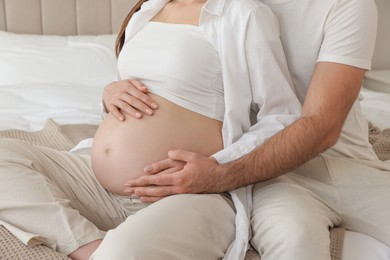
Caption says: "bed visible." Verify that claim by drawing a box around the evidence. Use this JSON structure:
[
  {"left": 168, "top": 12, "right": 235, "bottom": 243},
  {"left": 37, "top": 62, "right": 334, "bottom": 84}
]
[{"left": 0, "top": 0, "right": 389, "bottom": 259}]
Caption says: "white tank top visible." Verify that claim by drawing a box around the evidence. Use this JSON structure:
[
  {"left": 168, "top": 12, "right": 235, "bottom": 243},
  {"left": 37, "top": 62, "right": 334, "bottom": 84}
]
[{"left": 117, "top": 22, "right": 224, "bottom": 121}]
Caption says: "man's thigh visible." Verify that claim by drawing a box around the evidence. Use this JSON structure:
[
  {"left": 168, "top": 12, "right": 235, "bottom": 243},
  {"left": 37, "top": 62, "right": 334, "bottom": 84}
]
[
  {"left": 322, "top": 156, "right": 390, "bottom": 247},
  {"left": 251, "top": 176, "right": 340, "bottom": 260}
]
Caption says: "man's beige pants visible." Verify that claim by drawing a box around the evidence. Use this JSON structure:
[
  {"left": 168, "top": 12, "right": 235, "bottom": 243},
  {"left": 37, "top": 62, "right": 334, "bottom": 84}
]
[
  {"left": 0, "top": 139, "right": 235, "bottom": 259},
  {"left": 251, "top": 155, "right": 390, "bottom": 260}
]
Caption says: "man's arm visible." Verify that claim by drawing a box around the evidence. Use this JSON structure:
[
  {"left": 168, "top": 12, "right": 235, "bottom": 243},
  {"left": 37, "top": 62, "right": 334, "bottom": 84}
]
[
  {"left": 221, "top": 62, "right": 366, "bottom": 188},
  {"left": 125, "top": 62, "right": 366, "bottom": 201}
]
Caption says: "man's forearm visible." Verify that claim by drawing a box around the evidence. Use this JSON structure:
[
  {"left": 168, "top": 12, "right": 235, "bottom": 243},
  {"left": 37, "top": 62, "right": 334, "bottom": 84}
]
[
  {"left": 220, "top": 63, "right": 366, "bottom": 191},
  {"left": 220, "top": 115, "right": 336, "bottom": 190}
]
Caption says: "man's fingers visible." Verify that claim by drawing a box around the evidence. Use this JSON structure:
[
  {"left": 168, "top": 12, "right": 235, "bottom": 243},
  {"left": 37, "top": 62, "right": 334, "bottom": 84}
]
[
  {"left": 139, "top": 196, "right": 164, "bottom": 203},
  {"left": 125, "top": 173, "right": 175, "bottom": 188},
  {"left": 168, "top": 149, "right": 198, "bottom": 162},
  {"left": 133, "top": 186, "right": 181, "bottom": 202},
  {"left": 143, "top": 158, "right": 179, "bottom": 174}
]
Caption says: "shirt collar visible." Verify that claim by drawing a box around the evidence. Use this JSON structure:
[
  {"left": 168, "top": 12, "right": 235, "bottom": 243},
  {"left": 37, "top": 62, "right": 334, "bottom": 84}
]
[
  {"left": 203, "top": 0, "right": 226, "bottom": 16},
  {"left": 145, "top": 0, "right": 226, "bottom": 17}
]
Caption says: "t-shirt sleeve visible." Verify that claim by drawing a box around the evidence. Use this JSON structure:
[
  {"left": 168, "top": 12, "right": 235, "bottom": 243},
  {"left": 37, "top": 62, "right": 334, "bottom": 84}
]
[{"left": 318, "top": 0, "right": 378, "bottom": 70}]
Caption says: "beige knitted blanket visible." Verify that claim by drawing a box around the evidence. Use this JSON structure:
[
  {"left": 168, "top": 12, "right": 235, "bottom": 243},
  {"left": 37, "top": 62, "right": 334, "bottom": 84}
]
[
  {"left": 0, "top": 119, "right": 98, "bottom": 151},
  {"left": 1, "top": 119, "right": 389, "bottom": 260},
  {"left": 369, "top": 122, "right": 390, "bottom": 161}
]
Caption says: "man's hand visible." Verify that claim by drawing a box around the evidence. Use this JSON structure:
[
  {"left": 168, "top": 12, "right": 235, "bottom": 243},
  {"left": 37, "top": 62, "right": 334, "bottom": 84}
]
[{"left": 124, "top": 150, "right": 225, "bottom": 203}]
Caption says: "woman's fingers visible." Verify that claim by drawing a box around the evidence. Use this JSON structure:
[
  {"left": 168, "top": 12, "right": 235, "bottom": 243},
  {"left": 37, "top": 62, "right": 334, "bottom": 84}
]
[
  {"left": 103, "top": 79, "right": 159, "bottom": 120},
  {"left": 108, "top": 105, "right": 125, "bottom": 121},
  {"left": 128, "top": 79, "right": 148, "bottom": 92},
  {"left": 121, "top": 93, "right": 155, "bottom": 116},
  {"left": 127, "top": 79, "right": 158, "bottom": 111},
  {"left": 108, "top": 100, "right": 141, "bottom": 120}
]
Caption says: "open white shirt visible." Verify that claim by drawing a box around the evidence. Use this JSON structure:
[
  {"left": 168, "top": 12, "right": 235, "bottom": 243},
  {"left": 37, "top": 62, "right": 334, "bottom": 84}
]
[{"left": 124, "top": 0, "right": 302, "bottom": 259}]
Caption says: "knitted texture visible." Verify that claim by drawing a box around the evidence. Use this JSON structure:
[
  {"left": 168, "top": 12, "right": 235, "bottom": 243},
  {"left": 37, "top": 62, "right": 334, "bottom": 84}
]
[
  {"left": 0, "top": 225, "right": 70, "bottom": 260},
  {"left": 330, "top": 228, "right": 346, "bottom": 260},
  {"left": 0, "top": 119, "right": 98, "bottom": 151},
  {"left": 3, "top": 119, "right": 388, "bottom": 260},
  {"left": 369, "top": 122, "right": 390, "bottom": 161}
]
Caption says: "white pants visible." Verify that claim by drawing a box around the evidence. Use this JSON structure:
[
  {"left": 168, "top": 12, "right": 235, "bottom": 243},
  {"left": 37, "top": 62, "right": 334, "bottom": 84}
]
[
  {"left": 0, "top": 139, "right": 235, "bottom": 259},
  {"left": 251, "top": 155, "right": 390, "bottom": 260}
]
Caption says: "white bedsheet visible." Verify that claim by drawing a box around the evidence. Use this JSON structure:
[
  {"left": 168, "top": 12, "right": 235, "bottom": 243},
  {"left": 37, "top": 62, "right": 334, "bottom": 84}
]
[
  {"left": 343, "top": 231, "right": 390, "bottom": 260},
  {"left": 360, "top": 87, "right": 390, "bottom": 130},
  {"left": 0, "top": 82, "right": 105, "bottom": 131}
]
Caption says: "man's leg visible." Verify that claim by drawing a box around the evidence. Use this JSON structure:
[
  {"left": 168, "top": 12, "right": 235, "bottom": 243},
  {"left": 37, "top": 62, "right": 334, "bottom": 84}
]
[
  {"left": 322, "top": 156, "right": 390, "bottom": 247},
  {"left": 251, "top": 158, "right": 341, "bottom": 260},
  {"left": 91, "top": 193, "right": 236, "bottom": 260}
]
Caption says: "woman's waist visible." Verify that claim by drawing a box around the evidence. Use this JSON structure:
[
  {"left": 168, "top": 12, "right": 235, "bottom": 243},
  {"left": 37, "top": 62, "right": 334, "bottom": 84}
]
[
  {"left": 91, "top": 95, "right": 223, "bottom": 194},
  {"left": 145, "top": 86, "right": 224, "bottom": 121},
  {"left": 97, "top": 94, "right": 223, "bottom": 146}
]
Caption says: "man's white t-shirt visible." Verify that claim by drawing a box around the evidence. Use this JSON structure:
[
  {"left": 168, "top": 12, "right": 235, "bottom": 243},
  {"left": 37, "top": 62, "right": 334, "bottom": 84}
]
[{"left": 260, "top": 0, "right": 379, "bottom": 160}]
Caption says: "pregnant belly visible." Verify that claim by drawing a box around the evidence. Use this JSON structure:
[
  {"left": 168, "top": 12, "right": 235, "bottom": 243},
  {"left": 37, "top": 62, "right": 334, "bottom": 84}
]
[{"left": 91, "top": 94, "right": 223, "bottom": 195}]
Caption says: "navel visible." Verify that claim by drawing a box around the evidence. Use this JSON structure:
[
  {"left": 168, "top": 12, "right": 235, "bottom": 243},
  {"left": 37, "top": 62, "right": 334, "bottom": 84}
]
[{"left": 103, "top": 144, "right": 111, "bottom": 156}]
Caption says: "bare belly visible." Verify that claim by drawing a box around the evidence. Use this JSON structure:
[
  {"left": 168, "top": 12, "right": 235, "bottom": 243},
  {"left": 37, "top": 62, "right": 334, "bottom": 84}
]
[{"left": 91, "top": 94, "right": 223, "bottom": 195}]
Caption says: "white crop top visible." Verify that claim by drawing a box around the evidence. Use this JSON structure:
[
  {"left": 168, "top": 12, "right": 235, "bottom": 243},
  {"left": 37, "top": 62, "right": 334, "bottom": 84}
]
[{"left": 117, "top": 22, "right": 224, "bottom": 121}]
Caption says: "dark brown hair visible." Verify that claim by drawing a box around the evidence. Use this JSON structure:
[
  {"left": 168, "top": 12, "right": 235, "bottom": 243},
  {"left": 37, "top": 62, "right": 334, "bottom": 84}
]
[{"left": 115, "top": 0, "right": 148, "bottom": 57}]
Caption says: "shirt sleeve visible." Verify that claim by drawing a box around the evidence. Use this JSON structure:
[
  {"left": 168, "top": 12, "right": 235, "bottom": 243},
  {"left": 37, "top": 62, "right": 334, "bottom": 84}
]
[
  {"left": 212, "top": 5, "right": 302, "bottom": 164},
  {"left": 318, "top": 0, "right": 378, "bottom": 70}
]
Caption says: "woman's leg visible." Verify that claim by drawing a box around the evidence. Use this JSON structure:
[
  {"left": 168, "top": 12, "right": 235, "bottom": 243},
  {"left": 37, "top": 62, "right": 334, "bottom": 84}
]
[
  {"left": 0, "top": 139, "right": 125, "bottom": 257},
  {"left": 91, "top": 193, "right": 236, "bottom": 260},
  {"left": 251, "top": 173, "right": 340, "bottom": 260}
]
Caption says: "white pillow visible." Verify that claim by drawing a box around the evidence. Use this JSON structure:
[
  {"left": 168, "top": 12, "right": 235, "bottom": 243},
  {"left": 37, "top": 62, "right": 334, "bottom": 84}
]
[
  {"left": 0, "top": 31, "right": 117, "bottom": 50},
  {"left": 0, "top": 32, "right": 117, "bottom": 131},
  {"left": 0, "top": 44, "right": 117, "bottom": 85},
  {"left": 0, "top": 31, "right": 118, "bottom": 85}
]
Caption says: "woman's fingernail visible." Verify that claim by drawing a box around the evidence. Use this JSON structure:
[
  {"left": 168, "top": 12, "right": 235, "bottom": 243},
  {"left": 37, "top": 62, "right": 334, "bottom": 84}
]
[
  {"left": 135, "top": 112, "right": 141, "bottom": 118},
  {"left": 151, "top": 103, "right": 158, "bottom": 109}
]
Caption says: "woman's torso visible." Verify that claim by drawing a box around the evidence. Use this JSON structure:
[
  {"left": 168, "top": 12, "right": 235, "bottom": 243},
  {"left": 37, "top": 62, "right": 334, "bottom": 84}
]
[{"left": 92, "top": 20, "right": 225, "bottom": 195}]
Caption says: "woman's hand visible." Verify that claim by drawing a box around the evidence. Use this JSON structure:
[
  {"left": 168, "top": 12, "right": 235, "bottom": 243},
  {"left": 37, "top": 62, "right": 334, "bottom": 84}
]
[{"left": 103, "top": 79, "right": 158, "bottom": 121}]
